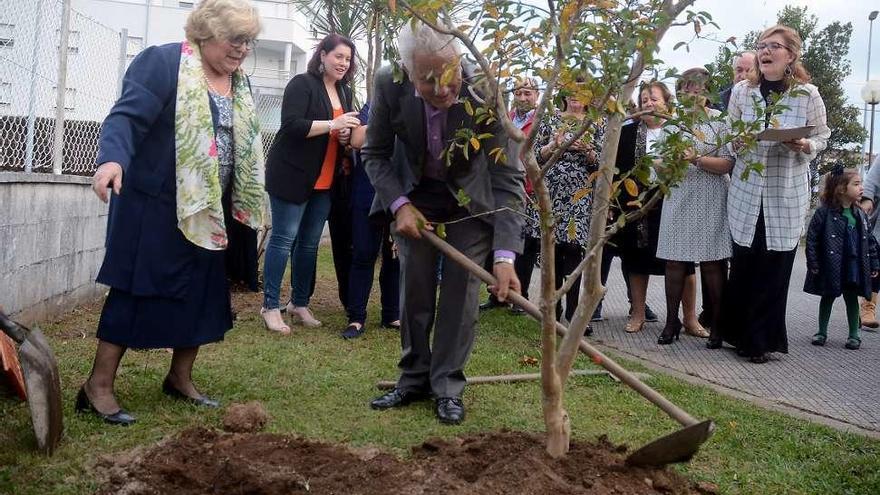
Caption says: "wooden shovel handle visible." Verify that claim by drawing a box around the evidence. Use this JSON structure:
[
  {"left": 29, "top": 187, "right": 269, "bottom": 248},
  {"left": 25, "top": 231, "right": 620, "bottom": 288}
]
[{"left": 422, "top": 230, "right": 699, "bottom": 427}]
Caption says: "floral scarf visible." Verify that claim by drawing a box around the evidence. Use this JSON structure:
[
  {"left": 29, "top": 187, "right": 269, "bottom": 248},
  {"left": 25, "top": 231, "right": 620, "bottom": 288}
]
[{"left": 174, "top": 41, "right": 264, "bottom": 250}]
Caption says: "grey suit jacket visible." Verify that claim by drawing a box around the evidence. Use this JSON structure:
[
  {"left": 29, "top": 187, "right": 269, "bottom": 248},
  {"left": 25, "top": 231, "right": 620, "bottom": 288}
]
[{"left": 362, "top": 65, "right": 525, "bottom": 254}]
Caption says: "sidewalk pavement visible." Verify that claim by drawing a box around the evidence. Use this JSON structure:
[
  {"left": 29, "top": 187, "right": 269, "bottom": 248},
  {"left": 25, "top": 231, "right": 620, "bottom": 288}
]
[{"left": 537, "top": 248, "right": 880, "bottom": 436}]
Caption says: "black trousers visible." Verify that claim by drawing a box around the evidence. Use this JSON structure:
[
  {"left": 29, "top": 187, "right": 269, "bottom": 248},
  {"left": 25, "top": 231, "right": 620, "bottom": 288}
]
[{"left": 719, "top": 213, "right": 794, "bottom": 357}]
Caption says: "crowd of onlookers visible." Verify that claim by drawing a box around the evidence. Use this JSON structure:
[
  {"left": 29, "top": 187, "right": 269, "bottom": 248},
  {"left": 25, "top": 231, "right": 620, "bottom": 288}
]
[{"left": 80, "top": 0, "right": 867, "bottom": 426}]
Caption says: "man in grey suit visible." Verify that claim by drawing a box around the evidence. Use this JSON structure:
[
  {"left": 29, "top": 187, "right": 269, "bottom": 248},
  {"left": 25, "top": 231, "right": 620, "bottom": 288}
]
[{"left": 363, "top": 22, "right": 525, "bottom": 424}]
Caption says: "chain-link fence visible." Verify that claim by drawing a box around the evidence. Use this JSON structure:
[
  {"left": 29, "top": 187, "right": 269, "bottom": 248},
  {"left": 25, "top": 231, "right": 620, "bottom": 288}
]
[
  {"left": 0, "top": 0, "right": 124, "bottom": 175},
  {"left": 254, "top": 92, "right": 283, "bottom": 158}
]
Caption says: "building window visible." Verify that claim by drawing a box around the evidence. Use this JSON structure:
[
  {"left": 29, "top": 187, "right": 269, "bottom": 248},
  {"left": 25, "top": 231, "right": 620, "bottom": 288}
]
[
  {"left": 52, "top": 87, "right": 76, "bottom": 110},
  {"left": 55, "top": 29, "right": 80, "bottom": 54},
  {"left": 0, "top": 81, "right": 11, "bottom": 106},
  {"left": 0, "top": 23, "right": 14, "bottom": 48}
]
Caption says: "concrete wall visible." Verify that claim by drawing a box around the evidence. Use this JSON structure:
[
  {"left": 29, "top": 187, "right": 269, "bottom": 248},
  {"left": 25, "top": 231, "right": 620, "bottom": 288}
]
[{"left": 0, "top": 172, "right": 107, "bottom": 323}]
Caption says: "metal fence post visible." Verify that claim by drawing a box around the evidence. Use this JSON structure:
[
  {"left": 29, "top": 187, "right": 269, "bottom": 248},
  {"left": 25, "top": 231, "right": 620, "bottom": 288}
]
[
  {"left": 24, "top": 0, "right": 45, "bottom": 174},
  {"left": 52, "top": 0, "right": 72, "bottom": 175},
  {"left": 117, "top": 28, "right": 128, "bottom": 98}
]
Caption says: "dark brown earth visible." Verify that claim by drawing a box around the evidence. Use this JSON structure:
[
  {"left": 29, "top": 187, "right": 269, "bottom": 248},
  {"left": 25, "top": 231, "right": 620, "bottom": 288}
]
[{"left": 96, "top": 427, "right": 716, "bottom": 495}]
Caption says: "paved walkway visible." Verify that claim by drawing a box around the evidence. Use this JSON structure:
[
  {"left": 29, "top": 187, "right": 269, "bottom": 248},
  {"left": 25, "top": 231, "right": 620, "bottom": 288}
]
[{"left": 538, "top": 248, "right": 880, "bottom": 436}]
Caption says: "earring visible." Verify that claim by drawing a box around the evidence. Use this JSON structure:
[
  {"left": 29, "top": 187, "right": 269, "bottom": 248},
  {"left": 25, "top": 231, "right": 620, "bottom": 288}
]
[
  {"left": 318, "top": 62, "right": 325, "bottom": 74},
  {"left": 784, "top": 64, "right": 793, "bottom": 78}
]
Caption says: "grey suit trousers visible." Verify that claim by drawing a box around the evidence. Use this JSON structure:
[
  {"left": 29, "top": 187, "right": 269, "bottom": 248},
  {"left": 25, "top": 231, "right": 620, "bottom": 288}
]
[{"left": 394, "top": 217, "right": 491, "bottom": 398}]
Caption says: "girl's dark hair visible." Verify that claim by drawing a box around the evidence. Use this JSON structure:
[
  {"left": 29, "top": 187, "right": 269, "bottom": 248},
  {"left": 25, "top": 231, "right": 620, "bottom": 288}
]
[
  {"left": 820, "top": 167, "right": 859, "bottom": 209},
  {"left": 306, "top": 34, "right": 357, "bottom": 84}
]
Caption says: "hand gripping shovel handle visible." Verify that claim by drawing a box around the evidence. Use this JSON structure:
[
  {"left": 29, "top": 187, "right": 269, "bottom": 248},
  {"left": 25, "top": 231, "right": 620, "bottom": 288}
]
[
  {"left": 421, "top": 230, "right": 699, "bottom": 428},
  {"left": 0, "top": 310, "right": 28, "bottom": 344}
]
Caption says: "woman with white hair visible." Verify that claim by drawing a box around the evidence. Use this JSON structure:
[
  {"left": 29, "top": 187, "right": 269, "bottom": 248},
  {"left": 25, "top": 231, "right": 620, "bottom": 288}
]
[{"left": 82, "top": 0, "right": 265, "bottom": 424}]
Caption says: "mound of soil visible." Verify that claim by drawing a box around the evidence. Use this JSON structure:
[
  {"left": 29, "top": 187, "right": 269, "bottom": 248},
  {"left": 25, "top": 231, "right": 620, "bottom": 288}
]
[
  {"left": 222, "top": 402, "right": 270, "bottom": 433},
  {"left": 96, "top": 428, "right": 715, "bottom": 495}
]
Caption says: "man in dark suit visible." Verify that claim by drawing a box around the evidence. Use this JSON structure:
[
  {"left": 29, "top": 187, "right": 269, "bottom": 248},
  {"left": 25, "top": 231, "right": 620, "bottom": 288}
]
[
  {"left": 363, "top": 22, "right": 524, "bottom": 425},
  {"left": 717, "top": 51, "right": 756, "bottom": 111}
]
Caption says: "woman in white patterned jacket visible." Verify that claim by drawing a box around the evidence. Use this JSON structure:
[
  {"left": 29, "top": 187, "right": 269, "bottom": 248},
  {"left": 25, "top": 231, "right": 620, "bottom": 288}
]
[{"left": 715, "top": 24, "right": 830, "bottom": 363}]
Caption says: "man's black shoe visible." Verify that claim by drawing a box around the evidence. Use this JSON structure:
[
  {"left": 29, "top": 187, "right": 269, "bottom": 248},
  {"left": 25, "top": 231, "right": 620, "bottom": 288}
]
[
  {"left": 435, "top": 397, "right": 465, "bottom": 424},
  {"left": 509, "top": 306, "right": 526, "bottom": 315},
  {"left": 479, "top": 298, "right": 506, "bottom": 311},
  {"left": 370, "top": 388, "right": 429, "bottom": 410}
]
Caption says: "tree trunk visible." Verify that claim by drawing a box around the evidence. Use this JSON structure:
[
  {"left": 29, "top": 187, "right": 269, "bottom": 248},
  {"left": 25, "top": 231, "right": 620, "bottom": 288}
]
[{"left": 528, "top": 154, "right": 570, "bottom": 458}]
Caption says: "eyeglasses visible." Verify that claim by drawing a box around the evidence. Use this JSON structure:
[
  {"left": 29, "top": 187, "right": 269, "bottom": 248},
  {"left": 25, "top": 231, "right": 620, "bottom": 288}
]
[
  {"left": 227, "top": 36, "right": 256, "bottom": 50},
  {"left": 755, "top": 41, "right": 790, "bottom": 53}
]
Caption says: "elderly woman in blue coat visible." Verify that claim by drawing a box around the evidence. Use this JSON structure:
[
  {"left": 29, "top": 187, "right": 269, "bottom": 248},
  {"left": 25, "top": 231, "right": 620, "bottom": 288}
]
[{"left": 82, "top": 0, "right": 264, "bottom": 425}]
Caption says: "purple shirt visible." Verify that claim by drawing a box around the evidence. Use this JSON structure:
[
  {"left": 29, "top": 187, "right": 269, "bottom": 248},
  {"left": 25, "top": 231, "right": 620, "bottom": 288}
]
[{"left": 423, "top": 100, "right": 448, "bottom": 181}]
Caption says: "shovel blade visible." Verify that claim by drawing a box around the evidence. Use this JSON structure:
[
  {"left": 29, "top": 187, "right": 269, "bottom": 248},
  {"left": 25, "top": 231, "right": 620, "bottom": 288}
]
[
  {"left": 625, "top": 420, "right": 714, "bottom": 468},
  {"left": 18, "top": 327, "right": 64, "bottom": 455}
]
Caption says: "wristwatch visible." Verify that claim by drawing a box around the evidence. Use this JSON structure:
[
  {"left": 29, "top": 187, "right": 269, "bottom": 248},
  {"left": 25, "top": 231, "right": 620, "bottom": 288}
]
[{"left": 494, "top": 256, "right": 515, "bottom": 265}]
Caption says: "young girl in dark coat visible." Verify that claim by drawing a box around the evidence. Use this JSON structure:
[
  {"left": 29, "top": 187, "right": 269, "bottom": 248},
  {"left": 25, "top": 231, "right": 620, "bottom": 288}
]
[{"left": 804, "top": 166, "right": 879, "bottom": 350}]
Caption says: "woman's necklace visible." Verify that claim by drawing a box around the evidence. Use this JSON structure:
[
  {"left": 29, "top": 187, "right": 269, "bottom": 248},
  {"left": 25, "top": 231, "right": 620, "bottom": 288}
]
[{"left": 204, "top": 71, "right": 233, "bottom": 97}]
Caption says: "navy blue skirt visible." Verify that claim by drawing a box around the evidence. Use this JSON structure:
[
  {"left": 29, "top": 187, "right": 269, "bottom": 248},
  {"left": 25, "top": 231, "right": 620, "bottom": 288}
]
[{"left": 96, "top": 246, "right": 232, "bottom": 349}]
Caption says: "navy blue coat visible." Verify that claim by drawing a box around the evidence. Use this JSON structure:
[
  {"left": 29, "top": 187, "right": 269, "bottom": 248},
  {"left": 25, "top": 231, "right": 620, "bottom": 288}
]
[
  {"left": 804, "top": 205, "right": 879, "bottom": 298},
  {"left": 95, "top": 43, "right": 225, "bottom": 299}
]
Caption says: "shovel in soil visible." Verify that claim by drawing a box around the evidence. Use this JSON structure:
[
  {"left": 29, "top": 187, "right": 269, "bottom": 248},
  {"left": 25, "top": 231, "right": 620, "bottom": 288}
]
[
  {"left": 0, "top": 310, "right": 64, "bottom": 454},
  {"left": 420, "top": 231, "right": 713, "bottom": 467}
]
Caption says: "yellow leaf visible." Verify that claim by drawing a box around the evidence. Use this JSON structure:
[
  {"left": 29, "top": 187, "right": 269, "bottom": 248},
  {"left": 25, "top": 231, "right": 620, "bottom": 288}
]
[
  {"left": 623, "top": 178, "right": 639, "bottom": 197},
  {"left": 770, "top": 117, "right": 781, "bottom": 129},
  {"left": 694, "top": 129, "right": 706, "bottom": 141},
  {"left": 470, "top": 137, "right": 480, "bottom": 150},
  {"left": 626, "top": 200, "right": 642, "bottom": 207},
  {"left": 693, "top": 19, "right": 702, "bottom": 35},
  {"left": 388, "top": 0, "right": 396, "bottom": 13},
  {"left": 567, "top": 218, "right": 577, "bottom": 241},
  {"left": 605, "top": 96, "right": 618, "bottom": 113},
  {"left": 571, "top": 187, "right": 592, "bottom": 204}
]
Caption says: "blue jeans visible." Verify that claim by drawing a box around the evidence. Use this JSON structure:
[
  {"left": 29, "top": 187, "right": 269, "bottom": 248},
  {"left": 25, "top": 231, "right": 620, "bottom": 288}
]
[
  {"left": 263, "top": 191, "right": 331, "bottom": 309},
  {"left": 346, "top": 205, "right": 400, "bottom": 324}
]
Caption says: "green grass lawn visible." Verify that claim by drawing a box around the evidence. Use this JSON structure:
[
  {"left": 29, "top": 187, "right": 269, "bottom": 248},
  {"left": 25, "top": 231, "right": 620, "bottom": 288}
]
[{"left": 1, "top": 250, "right": 879, "bottom": 494}]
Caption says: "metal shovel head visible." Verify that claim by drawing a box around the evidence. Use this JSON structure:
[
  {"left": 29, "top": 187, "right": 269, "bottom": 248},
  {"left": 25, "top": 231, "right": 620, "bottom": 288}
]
[
  {"left": 17, "top": 327, "right": 64, "bottom": 455},
  {"left": 625, "top": 420, "right": 714, "bottom": 468}
]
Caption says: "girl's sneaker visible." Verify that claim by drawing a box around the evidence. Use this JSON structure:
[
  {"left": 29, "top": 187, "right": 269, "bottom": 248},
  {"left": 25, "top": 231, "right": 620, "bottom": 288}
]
[
  {"left": 811, "top": 334, "right": 826, "bottom": 346},
  {"left": 845, "top": 337, "right": 861, "bottom": 350}
]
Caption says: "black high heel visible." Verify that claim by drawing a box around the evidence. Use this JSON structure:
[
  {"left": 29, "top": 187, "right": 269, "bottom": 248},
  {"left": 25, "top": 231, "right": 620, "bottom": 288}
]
[
  {"left": 657, "top": 322, "right": 681, "bottom": 345},
  {"left": 75, "top": 387, "right": 137, "bottom": 426},
  {"left": 162, "top": 377, "right": 220, "bottom": 408}
]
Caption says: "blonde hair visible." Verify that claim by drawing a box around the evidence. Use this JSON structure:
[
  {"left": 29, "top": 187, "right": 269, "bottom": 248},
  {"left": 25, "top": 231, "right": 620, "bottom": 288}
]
[
  {"left": 747, "top": 24, "right": 811, "bottom": 88},
  {"left": 184, "top": 0, "right": 261, "bottom": 45}
]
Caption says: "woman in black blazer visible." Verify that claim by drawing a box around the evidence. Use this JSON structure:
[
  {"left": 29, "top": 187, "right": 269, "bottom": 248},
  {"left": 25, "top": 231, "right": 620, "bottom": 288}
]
[{"left": 262, "top": 34, "right": 361, "bottom": 333}]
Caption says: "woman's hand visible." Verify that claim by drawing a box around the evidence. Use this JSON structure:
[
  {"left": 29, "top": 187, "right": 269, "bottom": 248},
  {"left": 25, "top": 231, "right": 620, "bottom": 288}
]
[
  {"left": 861, "top": 198, "right": 874, "bottom": 215},
  {"left": 92, "top": 162, "right": 123, "bottom": 203},
  {"left": 337, "top": 127, "right": 351, "bottom": 146},
  {"left": 331, "top": 111, "right": 361, "bottom": 132},
  {"left": 782, "top": 138, "right": 811, "bottom": 154}
]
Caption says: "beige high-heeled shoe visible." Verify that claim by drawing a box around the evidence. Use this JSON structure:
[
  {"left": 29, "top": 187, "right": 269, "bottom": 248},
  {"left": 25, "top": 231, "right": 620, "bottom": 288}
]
[
  {"left": 683, "top": 321, "right": 710, "bottom": 338},
  {"left": 624, "top": 317, "right": 645, "bottom": 333},
  {"left": 260, "top": 307, "right": 291, "bottom": 335},
  {"left": 286, "top": 302, "right": 322, "bottom": 327}
]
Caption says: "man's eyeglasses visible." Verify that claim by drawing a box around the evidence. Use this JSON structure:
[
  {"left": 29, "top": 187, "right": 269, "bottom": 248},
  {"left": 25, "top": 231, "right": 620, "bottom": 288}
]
[
  {"left": 755, "top": 41, "right": 790, "bottom": 53},
  {"left": 228, "top": 36, "right": 256, "bottom": 50}
]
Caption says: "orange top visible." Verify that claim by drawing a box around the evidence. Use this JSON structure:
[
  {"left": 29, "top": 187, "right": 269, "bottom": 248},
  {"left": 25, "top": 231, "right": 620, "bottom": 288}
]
[{"left": 314, "top": 107, "right": 343, "bottom": 190}]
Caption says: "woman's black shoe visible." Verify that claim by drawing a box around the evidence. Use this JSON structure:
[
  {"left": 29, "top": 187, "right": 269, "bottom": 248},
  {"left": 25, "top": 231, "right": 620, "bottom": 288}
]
[
  {"left": 657, "top": 322, "right": 681, "bottom": 345},
  {"left": 342, "top": 322, "right": 366, "bottom": 340},
  {"left": 749, "top": 353, "right": 770, "bottom": 364},
  {"left": 381, "top": 320, "right": 401, "bottom": 329},
  {"left": 75, "top": 387, "right": 137, "bottom": 426},
  {"left": 706, "top": 336, "right": 723, "bottom": 349},
  {"left": 162, "top": 378, "right": 220, "bottom": 408}
]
